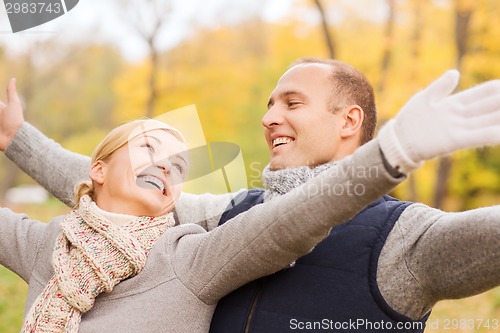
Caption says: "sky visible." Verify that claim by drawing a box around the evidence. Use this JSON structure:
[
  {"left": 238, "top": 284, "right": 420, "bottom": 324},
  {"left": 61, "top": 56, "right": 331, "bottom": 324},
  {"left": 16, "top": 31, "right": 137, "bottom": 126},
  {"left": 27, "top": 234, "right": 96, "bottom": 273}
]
[
  {"left": 0, "top": 0, "right": 295, "bottom": 62},
  {"left": 0, "top": 0, "right": 397, "bottom": 62}
]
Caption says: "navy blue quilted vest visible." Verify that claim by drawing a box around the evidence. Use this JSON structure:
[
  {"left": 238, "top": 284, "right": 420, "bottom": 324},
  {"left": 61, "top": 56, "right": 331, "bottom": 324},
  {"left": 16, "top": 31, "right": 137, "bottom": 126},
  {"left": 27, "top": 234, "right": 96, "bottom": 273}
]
[{"left": 209, "top": 189, "right": 430, "bottom": 332}]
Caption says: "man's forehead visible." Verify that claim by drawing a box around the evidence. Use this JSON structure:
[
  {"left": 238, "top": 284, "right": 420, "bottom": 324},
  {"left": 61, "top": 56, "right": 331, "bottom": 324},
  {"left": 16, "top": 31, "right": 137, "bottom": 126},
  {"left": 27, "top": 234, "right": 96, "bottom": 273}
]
[
  {"left": 271, "top": 63, "right": 332, "bottom": 96},
  {"left": 283, "top": 62, "right": 332, "bottom": 78},
  {"left": 276, "top": 64, "right": 331, "bottom": 89}
]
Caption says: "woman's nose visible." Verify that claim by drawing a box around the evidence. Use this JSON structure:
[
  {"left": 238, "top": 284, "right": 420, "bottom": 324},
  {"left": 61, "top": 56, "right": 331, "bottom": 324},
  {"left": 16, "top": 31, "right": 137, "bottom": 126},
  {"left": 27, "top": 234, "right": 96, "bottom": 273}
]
[{"left": 155, "top": 158, "right": 172, "bottom": 174}]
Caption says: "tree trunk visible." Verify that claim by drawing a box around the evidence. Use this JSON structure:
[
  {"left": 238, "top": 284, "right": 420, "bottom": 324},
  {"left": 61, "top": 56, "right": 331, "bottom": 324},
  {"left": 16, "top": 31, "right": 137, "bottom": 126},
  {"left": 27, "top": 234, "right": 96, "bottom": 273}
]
[
  {"left": 377, "top": 0, "right": 396, "bottom": 95},
  {"left": 313, "top": 0, "right": 336, "bottom": 59},
  {"left": 118, "top": 0, "right": 171, "bottom": 118},
  {"left": 406, "top": 0, "right": 424, "bottom": 202},
  {"left": 433, "top": 0, "right": 474, "bottom": 209},
  {"left": 146, "top": 41, "right": 159, "bottom": 118}
]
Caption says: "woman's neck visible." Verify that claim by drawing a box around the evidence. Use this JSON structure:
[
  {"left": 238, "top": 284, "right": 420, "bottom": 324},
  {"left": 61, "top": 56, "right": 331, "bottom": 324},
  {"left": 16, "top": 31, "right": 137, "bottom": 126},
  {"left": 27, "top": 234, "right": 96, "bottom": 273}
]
[{"left": 89, "top": 201, "right": 136, "bottom": 226}]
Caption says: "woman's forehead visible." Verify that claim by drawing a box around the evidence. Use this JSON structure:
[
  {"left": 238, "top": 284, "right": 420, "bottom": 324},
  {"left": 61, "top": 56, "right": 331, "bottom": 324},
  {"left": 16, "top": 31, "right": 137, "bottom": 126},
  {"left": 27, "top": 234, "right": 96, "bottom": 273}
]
[
  {"left": 129, "top": 120, "right": 184, "bottom": 141},
  {"left": 130, "top": 129, "right": 188, "bottom": 155}
]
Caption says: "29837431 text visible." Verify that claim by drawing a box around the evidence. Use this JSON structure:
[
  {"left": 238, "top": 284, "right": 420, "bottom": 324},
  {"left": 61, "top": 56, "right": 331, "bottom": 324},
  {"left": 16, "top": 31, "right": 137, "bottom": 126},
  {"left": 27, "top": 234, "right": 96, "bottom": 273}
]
[{"left": 426, "top": 318, "right": 499, "bottom": 331}]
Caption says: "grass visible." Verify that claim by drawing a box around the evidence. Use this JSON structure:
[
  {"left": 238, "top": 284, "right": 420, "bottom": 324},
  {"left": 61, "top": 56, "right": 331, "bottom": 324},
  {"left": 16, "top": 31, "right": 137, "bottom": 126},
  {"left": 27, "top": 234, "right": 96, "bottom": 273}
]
[
  {"left": 427, "top": 290, "right": 500, "bottom": 332},
  {"left": 0, "top": 199, "right": 69, "bottom": 333},
  {"left": 0, "top": 267, "right": 28, "bottom": 333}
]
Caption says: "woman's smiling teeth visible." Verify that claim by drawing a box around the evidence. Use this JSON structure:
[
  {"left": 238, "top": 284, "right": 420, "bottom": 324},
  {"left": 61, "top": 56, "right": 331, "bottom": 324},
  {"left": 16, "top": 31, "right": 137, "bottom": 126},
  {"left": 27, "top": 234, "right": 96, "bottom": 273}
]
[
  {"left": 273, "top": 137, "right": 294, "bottom": 148},
  {"left": 137, "top": 175, "right": 166, "bottom": 194}
]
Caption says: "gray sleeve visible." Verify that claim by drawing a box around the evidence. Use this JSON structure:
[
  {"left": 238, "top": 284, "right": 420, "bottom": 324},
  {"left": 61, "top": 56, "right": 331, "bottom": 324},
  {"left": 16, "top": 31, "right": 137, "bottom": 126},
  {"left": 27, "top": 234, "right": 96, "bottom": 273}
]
[
  {"left": 4, "top": 122, "right": 90, "bottom": 207},
  {"left": 378, "top": 203, "right": 500, "bottom": 320},
  {"left": 0, "top": 208, "right": 47, "bottom": 282},
  {"left": 175, "top": 190, "right": 245, "bottom": 230},
  {"left": 171, "top": 139, "right": 406, "bottom": 304}
]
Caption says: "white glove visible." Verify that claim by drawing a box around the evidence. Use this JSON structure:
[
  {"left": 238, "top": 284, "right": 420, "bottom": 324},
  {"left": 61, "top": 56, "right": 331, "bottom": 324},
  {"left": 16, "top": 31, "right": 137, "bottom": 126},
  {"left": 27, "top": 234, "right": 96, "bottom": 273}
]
[{"left": 378, "top": 70, "right": 500, "bottom": 174}]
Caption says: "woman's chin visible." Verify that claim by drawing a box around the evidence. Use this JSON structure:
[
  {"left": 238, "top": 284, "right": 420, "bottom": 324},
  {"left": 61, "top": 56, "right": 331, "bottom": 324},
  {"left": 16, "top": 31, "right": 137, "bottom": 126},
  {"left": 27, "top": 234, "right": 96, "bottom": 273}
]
[{"left": 139, "top": 200, "right": 175, "bottom": 217}]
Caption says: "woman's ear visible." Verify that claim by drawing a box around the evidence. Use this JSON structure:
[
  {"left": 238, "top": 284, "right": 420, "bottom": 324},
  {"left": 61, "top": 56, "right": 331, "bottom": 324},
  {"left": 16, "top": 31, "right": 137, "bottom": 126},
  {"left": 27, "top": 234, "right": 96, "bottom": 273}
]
[
  {"left": 340, "top": 105, "right": 364, "bottom": 139},
  {"left": 89, "top": 161, "right": 106, "bottom": 185}
]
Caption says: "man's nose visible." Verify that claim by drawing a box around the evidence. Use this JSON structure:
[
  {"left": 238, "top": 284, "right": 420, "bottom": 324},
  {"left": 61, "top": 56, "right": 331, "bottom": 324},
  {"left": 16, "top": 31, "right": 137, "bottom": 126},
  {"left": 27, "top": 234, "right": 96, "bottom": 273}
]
[{"left": 262, "top": 105, "right": 284, "bottom": 128}]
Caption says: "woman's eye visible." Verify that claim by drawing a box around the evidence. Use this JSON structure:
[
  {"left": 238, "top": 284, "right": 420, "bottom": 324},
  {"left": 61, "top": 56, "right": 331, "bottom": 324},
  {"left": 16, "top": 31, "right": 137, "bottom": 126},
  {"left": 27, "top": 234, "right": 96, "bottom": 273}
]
[
  {"left": 172, "top": 163, "right": 184, "bottom": 174},
  {"left": 141, "top": 143, "right": 155, "bottom": 153}
]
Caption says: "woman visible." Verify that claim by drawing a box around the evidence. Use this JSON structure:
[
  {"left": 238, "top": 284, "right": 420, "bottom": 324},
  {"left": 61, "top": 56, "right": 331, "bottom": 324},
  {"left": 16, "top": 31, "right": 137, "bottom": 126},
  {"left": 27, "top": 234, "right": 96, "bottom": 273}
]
[{"left": 0, "top": 117, "right": 400, "bottom": 333}]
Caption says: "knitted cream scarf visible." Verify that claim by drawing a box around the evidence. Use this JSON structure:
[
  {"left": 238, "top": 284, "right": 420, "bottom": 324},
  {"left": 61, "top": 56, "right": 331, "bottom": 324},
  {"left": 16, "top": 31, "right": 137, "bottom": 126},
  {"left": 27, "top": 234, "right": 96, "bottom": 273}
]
[
  {"left": 22, "top": 195, "right": 175, "bottom": 333},
  {"left": 262, "top": 162, "right": 336, "bottom": 202}
]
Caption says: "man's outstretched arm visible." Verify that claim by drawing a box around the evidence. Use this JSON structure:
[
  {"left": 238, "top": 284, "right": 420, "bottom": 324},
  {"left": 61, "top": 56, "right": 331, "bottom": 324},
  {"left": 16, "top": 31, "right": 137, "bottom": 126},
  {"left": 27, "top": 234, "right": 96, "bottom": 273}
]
[
  {"left": 379, "top": 204, "right": 500, "bottom": 320},
  {"left": 376, "top": 74, "right": 500, "bottom": 320}
]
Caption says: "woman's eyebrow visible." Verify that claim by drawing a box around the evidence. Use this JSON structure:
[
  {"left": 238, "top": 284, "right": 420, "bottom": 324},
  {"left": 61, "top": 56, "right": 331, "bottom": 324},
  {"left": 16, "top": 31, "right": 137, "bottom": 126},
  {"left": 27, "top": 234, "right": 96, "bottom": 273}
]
[
  {"left": 137, "top": 125, "right": 159, "bottom": 165},
  {"left": 141, "top": 134, "right": 162, "bottom": 144},
  {"left": 171, "top": 152, "right": 188, "bottom": 166}
]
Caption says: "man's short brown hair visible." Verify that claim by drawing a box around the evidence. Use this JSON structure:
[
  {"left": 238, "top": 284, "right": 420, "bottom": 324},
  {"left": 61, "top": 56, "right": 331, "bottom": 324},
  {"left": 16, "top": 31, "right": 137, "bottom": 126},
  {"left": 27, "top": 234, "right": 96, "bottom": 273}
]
[{"left": 290, "top": 58, "right": 377, "bottom": 145}]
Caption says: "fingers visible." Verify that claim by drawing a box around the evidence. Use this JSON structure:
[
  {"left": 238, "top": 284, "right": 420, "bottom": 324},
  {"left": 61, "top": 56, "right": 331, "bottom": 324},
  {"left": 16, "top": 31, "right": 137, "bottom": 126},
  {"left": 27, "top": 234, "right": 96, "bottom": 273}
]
[
  {"left": 425, "top": 69, "right": 460, "bottom": 102},
  {"left": 463, "top": 126, "right": 500, "bottom": 147},
  {"left": 7, "top": 78, "right": 20, "bottom": 105},
  {"left": 450, "top": 80, "right": 500, "bottom": 106},
  {"left": 444, "top": 93, "right": 500, "bottom": 118},
  {"left": 463, "top": 109, "right": 500, "bottom": 129}
]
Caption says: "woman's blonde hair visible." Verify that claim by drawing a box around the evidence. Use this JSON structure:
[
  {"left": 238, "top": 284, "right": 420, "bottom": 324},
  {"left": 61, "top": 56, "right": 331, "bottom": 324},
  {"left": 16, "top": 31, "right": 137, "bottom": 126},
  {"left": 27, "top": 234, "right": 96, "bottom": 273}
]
[{"left": 74, "top": 119, "right": 186, "bottom": 207}]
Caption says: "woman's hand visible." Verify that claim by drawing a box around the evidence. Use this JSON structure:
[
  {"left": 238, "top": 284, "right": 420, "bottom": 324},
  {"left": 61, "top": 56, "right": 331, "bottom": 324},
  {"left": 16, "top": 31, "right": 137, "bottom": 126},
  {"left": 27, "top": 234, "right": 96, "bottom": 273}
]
[{"left": 0, "top": 78, "right": 24, "bottom": 151}]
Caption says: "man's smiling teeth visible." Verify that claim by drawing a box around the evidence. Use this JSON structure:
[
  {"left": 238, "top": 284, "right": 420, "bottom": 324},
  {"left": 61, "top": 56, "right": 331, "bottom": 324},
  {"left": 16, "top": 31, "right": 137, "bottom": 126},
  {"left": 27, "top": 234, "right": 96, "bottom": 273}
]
[
  {"left": 273, "top": 137, "right": 293, "bottom": 148},
  {"left": 137, "top": 175, "right": 165, "bottom": 194}
]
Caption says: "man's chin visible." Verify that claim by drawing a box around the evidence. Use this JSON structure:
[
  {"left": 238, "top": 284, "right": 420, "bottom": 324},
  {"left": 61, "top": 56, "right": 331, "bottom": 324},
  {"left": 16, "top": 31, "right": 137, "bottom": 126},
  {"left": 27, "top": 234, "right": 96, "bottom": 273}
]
[
  {"left": 270, "top": 158, "right": 323, "bottom": 171},
  {"left": 269, "top": 158, "right": 294, "bottom": 171}
]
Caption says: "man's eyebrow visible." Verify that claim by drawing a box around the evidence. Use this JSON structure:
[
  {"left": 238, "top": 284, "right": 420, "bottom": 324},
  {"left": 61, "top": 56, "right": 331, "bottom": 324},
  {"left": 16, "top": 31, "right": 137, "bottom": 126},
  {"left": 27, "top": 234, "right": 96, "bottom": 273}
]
[
  {"left": 282, "top": 90, "right": 305, "bottom": 98},
  {"left": 267, "top": 97, "right": 274, "bottom": 110}
]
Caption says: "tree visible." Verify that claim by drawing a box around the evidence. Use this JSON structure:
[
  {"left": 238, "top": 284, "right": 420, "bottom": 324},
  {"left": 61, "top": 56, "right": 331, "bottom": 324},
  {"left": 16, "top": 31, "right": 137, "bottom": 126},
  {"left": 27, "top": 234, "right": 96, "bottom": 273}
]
[
  {"left": 312, "top": 0, "right": 336, "bottom": 59},
  {"left": 118, "top": 0, "right": 173, "bottom": 117},
  {"left": 406, "top": 0, "right": 425, "bottom": 202},
  {"left": 377, "top": 0, "right": 396, "bottom": 95},
  {"left": 433, "top": 0, "right": 475, "bottom": 208}
]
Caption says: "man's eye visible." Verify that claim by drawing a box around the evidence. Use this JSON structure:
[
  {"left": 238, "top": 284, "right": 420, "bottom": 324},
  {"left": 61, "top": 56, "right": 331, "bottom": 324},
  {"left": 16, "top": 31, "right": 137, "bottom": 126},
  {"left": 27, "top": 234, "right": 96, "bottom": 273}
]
[{"left": 288, "top": 101, "right": 301, "bottom": 108}]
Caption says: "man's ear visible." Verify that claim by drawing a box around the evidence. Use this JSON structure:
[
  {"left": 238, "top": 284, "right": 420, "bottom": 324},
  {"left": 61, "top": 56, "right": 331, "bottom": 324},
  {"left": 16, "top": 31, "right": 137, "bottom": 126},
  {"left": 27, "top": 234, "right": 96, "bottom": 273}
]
[
  {"left": 89, "top": 161, "right": 106, "bottom": 185},
  {"left": 340, "top": 105, "right": 364, "bottom": 139}
]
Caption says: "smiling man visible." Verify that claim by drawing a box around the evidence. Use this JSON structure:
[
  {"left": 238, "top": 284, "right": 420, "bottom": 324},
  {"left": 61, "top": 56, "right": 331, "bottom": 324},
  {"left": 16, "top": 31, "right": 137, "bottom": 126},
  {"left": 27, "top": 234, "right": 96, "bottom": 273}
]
[
  {"left": 3, "top": 58, "right": 500, "bottom": 332},
  {"left": 264, "top": 60, "right": 375, "bottom": 170},
  {"left": 210, "top": 58, "right": 500, "bottom": 333}
]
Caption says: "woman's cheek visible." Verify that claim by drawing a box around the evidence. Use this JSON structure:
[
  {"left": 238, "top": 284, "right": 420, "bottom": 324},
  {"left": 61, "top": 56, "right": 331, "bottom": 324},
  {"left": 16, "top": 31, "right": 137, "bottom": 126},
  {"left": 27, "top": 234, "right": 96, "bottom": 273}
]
[{"left": 170, "top": 179, "right": 183, "bottom": 200}]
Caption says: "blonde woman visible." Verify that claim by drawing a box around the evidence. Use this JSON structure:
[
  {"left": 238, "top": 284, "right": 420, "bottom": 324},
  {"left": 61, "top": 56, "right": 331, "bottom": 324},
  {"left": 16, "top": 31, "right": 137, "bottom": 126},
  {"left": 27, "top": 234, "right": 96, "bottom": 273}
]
[{"left": 0, "top": 112, "right": 405, "bottom": 332}]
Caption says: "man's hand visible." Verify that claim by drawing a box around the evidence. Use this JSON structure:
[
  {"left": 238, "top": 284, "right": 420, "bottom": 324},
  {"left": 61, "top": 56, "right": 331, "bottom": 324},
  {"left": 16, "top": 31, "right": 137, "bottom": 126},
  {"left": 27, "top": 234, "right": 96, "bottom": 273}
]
[
  {"left": 0, "top": 78, "right": 25, "bottom": 151},
  {"left": 378, "top": 70, "right": 500, "bottom": 174}
]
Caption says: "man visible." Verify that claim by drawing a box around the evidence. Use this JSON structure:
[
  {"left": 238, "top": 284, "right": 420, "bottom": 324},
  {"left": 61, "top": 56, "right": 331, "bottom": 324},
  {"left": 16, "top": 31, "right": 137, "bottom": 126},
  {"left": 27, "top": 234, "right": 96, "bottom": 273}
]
[{"left": 2, "top": 59, "right": 500, "bottom": 332}]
